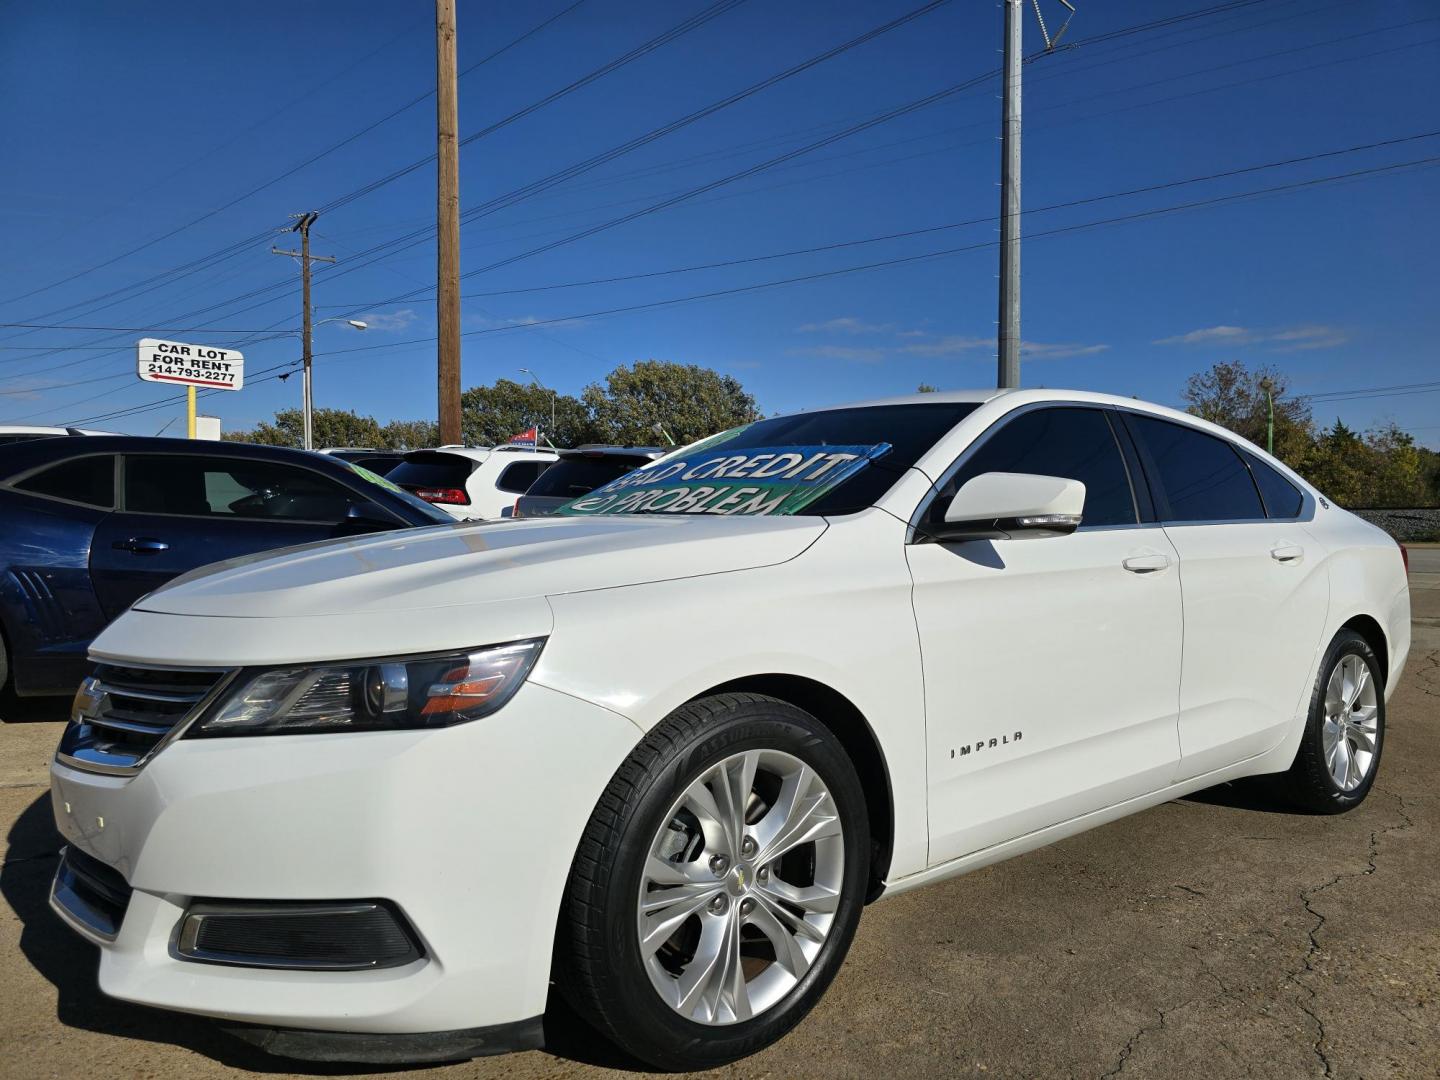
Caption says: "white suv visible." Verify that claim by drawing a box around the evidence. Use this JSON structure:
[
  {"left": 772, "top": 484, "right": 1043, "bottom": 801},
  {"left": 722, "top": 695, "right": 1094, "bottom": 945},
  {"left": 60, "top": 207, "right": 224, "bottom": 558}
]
[
  {"left": 49, "top": 390, "right": 1410, "bottom": 1069},
  {"left": 384, "top": 446, "right": 556, "bottom": 520}
]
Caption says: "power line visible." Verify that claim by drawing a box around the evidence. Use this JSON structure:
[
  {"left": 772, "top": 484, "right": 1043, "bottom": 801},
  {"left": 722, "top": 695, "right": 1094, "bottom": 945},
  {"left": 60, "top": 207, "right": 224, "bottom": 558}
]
[
  {"left": 219, "top": 156, "right": 1440, "bottom": 369},
  {"left": 0, "top": 0, "right": 1279, "bottom": 379},
  {"left": 320, "top": 130, "right": 1440, "bottom": 308},
  {"left": 0, "top": 2, "right": 588, "bottom": 313}
]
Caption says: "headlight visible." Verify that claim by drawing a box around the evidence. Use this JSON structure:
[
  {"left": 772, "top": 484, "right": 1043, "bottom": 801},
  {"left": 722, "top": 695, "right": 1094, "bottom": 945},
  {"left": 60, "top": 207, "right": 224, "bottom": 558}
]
[{"left": 190, "top": 638, "right": 545, "bottom": 738}]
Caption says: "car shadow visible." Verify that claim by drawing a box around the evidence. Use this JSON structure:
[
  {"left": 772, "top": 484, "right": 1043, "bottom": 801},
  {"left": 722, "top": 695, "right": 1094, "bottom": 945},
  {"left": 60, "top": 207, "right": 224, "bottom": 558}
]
[
  {"left": 2, "top": 791, "right": 655, "bottom": 1074},
  {"left": 1180, "top": 776, "right": 1314, "bottom": 815},
  {"left": 0, "top": 691, "right": 69, "bottom": 725}
]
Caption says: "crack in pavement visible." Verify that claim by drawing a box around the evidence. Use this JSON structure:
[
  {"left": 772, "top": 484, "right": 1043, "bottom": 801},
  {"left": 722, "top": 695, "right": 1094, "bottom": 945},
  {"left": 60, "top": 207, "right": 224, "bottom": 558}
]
[
  {"left": 1288, "top": 790, "right": 1416, "bottom": 1077},
  {"left": 1101, "top": 996, "right": 1200, "bottom": 1078}
]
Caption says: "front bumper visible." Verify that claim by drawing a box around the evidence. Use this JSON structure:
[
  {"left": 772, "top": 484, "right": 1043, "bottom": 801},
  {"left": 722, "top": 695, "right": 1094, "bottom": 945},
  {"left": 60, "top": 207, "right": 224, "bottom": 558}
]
[{"left": 48, "top": 680, "right": 640, "bottom": 1040}]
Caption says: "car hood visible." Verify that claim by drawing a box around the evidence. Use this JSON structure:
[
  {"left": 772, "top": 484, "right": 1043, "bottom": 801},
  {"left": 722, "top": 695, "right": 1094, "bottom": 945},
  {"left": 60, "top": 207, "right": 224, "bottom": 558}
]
[{"left": 133, "top": 514, "right": 828, "bottom": 618}]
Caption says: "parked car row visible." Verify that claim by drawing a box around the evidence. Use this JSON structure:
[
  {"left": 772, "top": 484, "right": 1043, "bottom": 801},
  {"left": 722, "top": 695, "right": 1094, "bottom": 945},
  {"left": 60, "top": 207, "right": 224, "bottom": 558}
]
[
  {"left": 0, "top": 437, "right": 454, "bottom": 697},
  {"left": 0, "top": 436, "right": 672, "bottom": 698}
]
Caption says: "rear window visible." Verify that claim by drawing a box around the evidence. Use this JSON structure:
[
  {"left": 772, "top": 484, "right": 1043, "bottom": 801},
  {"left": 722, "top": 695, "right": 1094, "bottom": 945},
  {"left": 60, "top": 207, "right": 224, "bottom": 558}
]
[
  {"left": 12, "top": 454, "right": 115, "bottom": 508},
  {"left": 526, "top": 456, "right": 646, "bottom": 498},
  {"left": 387, "top": 454, "right": 477, "bottom": 491},
  {"left": 496, "top": 460, "right": 552, "bottom": 494}
]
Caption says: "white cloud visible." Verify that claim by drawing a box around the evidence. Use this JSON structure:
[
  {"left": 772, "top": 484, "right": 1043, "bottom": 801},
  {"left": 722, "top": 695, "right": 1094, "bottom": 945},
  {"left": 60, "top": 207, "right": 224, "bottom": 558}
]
[
  {"left": 1153, "top": 323, "right": 1347, "bottom": 351},
  {"left": 357, "top": 309, "right": 419, "bottom": 332},
  {"left": 793, "top": 335, "right": 1106, "bottom": 364},
  {"left": 796, "top": 316, "right": 898, "bottom": 335},
  {"left": 899, "top": 335, "right": 992, "bottom": 358},
  {"left": 1020, "top": 341, "right": 1111, "bottom": 360}
]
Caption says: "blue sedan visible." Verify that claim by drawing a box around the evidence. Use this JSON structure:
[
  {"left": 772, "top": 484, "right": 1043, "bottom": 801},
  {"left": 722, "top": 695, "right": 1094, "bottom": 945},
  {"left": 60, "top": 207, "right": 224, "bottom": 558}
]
[{"left": 0, "top": 436, "right": 453, "bottom": 698}]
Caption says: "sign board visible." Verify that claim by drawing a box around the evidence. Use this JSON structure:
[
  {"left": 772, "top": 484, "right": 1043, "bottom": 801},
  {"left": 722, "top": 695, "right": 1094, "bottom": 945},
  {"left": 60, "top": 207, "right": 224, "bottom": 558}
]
[
  {"left": 558, "top": 442, "right": 891, "bottom": 518},
  {"left": 136, "top": 338, "right": 244, "bottom": 390},
  {"left": 194, "top": 415, "right": 222, "bottom": 441}
]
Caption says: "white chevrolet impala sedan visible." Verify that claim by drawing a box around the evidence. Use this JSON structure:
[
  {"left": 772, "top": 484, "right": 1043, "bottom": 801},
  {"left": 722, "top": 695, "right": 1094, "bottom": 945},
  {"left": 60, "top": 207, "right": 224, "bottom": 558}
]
[{"left": 49, "top": 390, "right": 1410, "bottom": 1069}]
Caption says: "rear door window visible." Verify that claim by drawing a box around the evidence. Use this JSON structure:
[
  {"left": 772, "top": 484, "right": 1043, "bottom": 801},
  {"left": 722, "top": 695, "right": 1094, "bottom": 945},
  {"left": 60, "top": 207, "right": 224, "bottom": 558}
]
[
  {"left": 124, "top": 455, "right": 368, "bottom": 522},
  {"left": 932, "top": 407, "right": 1138, "bottom": 527},
  {"left": 1125, "top": 415, "right": 1265, "bottom": 523},
  {"left": 527, "top": 457, "right": 646, "bottom": 499},
  {"left": 12, "top": 455, "right": 116, "bottom": 508},
  {"left": 495, "top": 460, "right": 552, "bottom": 494},
  {"left": 1245, "top": 452, "right": 1304, "bottom": 519}
]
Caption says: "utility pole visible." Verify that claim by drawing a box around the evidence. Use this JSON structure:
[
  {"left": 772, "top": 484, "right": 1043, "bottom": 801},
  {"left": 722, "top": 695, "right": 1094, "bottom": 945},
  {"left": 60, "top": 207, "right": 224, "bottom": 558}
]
[
  {"left": 996, "top": 0, "right": 1023, "bottom": 390},
  {"left": 436, "top": 0, "right": 462, "bottom": 446},
  {"left": 996, "top": 0, "right": 1074, "bottom": 390},
  {"left": 272, "top": 211, "right": 335, "bottom": 450},
  {"left": 1260, "top": 377, "right": 1275, "bottom": 454}
]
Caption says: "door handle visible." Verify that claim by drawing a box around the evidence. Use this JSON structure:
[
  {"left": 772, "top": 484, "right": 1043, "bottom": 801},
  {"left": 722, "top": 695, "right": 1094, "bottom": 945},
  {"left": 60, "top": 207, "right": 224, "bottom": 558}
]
[
  {"left": 1270, "top": 544, "right": 1304, "bottom": 563},
  {"left": 113, "top": 537, "right": 169, "bottom": 555},
  {"left": 1123, "top": 554, "right": 1171, "bottom": 574}
]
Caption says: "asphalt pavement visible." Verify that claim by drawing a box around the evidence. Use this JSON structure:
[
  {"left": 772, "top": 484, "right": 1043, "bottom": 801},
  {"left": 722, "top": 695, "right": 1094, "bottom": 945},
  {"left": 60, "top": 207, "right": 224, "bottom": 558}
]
[{"left": 2, "top": 552, "right": 1436, "bottom": 1079}]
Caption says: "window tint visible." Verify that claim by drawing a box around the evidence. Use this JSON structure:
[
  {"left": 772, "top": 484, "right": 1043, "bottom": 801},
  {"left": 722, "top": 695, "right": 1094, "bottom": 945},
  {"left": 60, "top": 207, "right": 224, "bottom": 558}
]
[
  {"left": 1245, "top": 452, "right": 1303, "bottom": 518},
  {"left": 124, "top": 455, "right": 365, "bottom": 521},
  {"left": 495, "top": 460, "right": 552, "bottom": 495},
  {"left": 526, "top": 456, "right": 650, "bottom": 498},
  {"left": 931, "top": 407, "right": 1137, "bottom": 527},
  {"left": 13, "top": 455, "right": 115, "bottom": 508},
  {"left": 387, "top": 454, "right": 476, "bottom": 491},
  {"left": 1127, "top": 415, "right": 1264, "bottom": 522},
  {"left": 680, "top": 403, "right": 980, "bottom": 515}
]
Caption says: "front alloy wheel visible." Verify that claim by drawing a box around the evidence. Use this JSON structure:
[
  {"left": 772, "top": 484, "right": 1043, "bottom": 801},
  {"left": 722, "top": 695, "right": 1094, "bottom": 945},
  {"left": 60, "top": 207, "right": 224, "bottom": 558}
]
[
  {"left": 558, "top": 693, "right": 868, "bottom": 1070},
  {"left": 638, "top": 749, "right": 845, "bottom": 1024}
]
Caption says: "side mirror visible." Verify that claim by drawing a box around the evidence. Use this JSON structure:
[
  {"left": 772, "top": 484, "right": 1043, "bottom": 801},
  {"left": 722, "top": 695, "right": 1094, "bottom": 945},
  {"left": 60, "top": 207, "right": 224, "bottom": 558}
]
[{"left": 926, "top": 472, "right": 1085, "bottom": 542}]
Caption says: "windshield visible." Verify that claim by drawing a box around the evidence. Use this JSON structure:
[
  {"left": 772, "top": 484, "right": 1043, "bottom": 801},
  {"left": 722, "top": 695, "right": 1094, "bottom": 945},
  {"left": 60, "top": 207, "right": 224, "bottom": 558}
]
[
  {"left": 557, "top": 402, "right": 978, "bottom": 518},
  {"left": 347, "top": 463, "right": 455, "bottom": 524},
  {"left": 525, "top": 456, "right": 655, "bottom": 500}
]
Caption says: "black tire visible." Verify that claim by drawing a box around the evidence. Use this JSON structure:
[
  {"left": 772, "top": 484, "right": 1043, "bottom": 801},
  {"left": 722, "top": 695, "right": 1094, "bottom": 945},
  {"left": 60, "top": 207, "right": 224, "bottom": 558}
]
[
  {"left": 1284, "top": 629, "right": 1385, "bottom": 814},
  {"left": 556, "top": 693, "right": 869, "bottom": 1071}
]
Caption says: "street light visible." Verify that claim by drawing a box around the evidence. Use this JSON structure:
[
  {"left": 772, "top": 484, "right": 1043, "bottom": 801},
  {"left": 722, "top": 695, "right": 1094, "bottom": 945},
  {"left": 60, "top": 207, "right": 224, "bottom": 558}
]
[
  {"left": 291, "top": 318, "right": 367, "bottom": 449},
  {"left": 518, "top": 367, "right": 556, "bottom": 436}
]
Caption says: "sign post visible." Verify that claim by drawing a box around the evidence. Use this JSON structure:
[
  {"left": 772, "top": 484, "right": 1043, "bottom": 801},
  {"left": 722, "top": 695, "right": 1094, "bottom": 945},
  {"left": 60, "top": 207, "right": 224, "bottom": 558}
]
[{"left": 136, "top": 339, "right": 244, "bottom": 438}]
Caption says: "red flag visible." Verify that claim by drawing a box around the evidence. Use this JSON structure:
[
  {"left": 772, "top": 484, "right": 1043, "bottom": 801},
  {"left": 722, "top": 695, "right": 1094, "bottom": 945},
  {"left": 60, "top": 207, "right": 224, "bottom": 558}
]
[{"left": 508, "top": 426, "right": 538, "bottom": 447}]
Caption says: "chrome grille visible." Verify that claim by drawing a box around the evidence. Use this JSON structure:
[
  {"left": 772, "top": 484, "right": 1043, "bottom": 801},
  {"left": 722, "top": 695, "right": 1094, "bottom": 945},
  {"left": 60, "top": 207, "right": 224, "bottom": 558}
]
[{"left": 57, "top": 663, "right": 235, "bottom": 775}]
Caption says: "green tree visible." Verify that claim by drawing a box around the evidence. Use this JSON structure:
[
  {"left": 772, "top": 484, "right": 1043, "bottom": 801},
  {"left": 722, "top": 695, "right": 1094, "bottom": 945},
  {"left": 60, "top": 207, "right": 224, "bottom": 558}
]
[
  {"left": 1181, "top": 360, "right": 1313, "bottom": 464},
  {"left": 916, "top": 383, "right": 939, "bottom": 393},
  {"left": 460, "top": 378, "right": 596, "bottom": 447},
  {"left": 583, "top": 360, "right": 760, "bottom": 445},
  {"left": 380, "top": 419, "right": 439, "bottom": 450},
  {"left": 224, "top": 408, "right": 384, "bottom": 449}
]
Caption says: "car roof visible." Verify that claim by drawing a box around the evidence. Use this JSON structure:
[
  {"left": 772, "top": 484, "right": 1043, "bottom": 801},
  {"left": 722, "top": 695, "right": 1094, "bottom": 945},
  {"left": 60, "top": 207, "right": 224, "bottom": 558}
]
[
  {"left": 405, "top": 446, "right": 557, "bottom": 463},
  {"left": 0, "top": 435, "right": 367, "bottom": 474},
  {"left": 559, "top": 445, "right": 665, "bottom": 460},
  {"left": 0, "top": 424, "right": 116, "bottom": 436}
]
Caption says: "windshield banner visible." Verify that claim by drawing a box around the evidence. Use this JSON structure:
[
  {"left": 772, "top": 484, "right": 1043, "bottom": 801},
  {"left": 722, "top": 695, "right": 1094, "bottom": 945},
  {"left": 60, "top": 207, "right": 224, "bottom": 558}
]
[{"left": 557, "top": 443, "right": 892, "bottom": 517}]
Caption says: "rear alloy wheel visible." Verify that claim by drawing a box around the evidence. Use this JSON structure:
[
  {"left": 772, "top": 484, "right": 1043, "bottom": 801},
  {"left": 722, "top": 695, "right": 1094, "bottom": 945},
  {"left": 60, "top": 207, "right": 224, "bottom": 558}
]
[
  {"left": 1286, "top": 629, "right": 1385, "bottom": 813},
  {"left": 558, "top": 694, "right": 869, "bottom": 1070}
]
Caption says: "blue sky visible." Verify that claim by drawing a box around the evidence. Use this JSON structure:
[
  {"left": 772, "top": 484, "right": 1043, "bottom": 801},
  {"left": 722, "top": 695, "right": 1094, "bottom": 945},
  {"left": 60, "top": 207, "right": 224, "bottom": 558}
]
[{"left": 1, "top": 0, "right": 1436, "bottom": 444}]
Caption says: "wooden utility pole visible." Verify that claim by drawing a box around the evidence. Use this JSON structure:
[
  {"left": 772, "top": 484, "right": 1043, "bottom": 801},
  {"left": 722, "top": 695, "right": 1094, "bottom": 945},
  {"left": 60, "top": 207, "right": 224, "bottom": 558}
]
[
  {"left": 436, "top": 0, "right": 462, "bottom": 445},
  {"left": 272, "top": 211, "right": 335, "bottom": 450}
]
